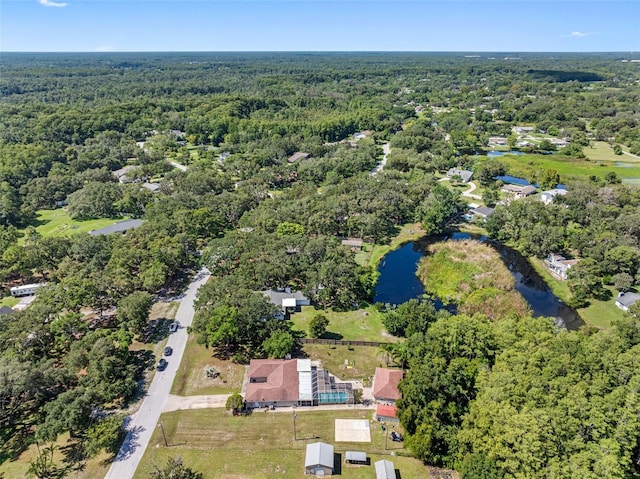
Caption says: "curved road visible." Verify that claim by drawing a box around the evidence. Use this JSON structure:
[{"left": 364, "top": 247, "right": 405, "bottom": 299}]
[{"left": 105, "top": 267, "right": 210, "bottom": 479}]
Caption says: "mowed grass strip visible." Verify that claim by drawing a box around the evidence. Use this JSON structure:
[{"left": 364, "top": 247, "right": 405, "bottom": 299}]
[
  {"left": 134, "top": 408, "right": 436, "bottom": 479},
  {"left": 171, "top": 335, "right": 245, "bottom": 396},
  {"left": 291, "top": 305, "right": 397, "bottom": 343}
]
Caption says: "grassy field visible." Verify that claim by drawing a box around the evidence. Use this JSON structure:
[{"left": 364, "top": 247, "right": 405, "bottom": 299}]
[
  {"left": 303, "top": 344, "right": 389, "bottom": 385},
  {"left": 0, "top": 432, "right": 111, "bottom": 479},
  {"left": 497, "top": 153, "right": 640, "bottom": 182},
  {"left": 133, "top": 408, "right": 447, "bottom": 479},
  {"left": 171, "top": 335, "right": 245, "bottom": 396},
  {"left": 291, "top": 305, "right": 397, "bottom": 343},
  {"left": 18, "top": 209, "right": 126, "bottom": 243},
  {"left": 0, "top": 296, "right": 19, "bottom": 308}
]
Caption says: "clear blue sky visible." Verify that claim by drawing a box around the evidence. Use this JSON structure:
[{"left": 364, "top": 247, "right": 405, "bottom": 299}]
[{"left": 2, "top": 1, "right": 639, "bottom": 52}]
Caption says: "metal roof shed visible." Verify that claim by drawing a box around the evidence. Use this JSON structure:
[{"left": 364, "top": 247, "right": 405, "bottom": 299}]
[
  {"left": 305, "top": 442, "right": 334, "bottom": 476},
  {"left": 345, "top": 451, "right": 367, "bottom": 465},
  {"left": 375, "top": 460, "right": 396, "bottom": 479}
]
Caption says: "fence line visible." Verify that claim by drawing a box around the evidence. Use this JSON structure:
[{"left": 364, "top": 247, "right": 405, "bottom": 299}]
[{"left": 300, "top": 338, "right": 392, "bottom": 347}]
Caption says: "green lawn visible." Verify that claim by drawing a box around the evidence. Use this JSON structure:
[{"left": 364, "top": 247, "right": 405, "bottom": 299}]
[
  {"left": 577, "top": 286, "right": 627, "bottom": 329},
  {"left": 171, "top": 335, "right": 245, "bottom": 396},
  {"left": 18, "top": 209, "right": 127, "bottom": 243},
  {"left": 133, "top": 408, "right": 443, "bottom": 479},
  {"left": 0, "top": 296, "right": 19, "bottom": 308},
  {"left": 302, "top": 344, "right": 391, "bottom": 385},
  {"left": 291, "top": 305, "right": 397, "bottom": 343},
  {"left": 496, "top": 153, "right": 640, "bottom": 182}
]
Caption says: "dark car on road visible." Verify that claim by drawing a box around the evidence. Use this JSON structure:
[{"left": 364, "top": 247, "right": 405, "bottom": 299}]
[
  {"left": 164, "top": 346, "right": 173, "bottom": 356},
  {"left": 157, "top": 358, "right": 168, "bottom": 371}
]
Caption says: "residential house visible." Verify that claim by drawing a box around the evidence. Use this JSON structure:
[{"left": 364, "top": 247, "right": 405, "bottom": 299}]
[
  {"left": 245, "top": 359, "right": 300, "bottom": 409},
  {"left": 375, "top": 460, "right": 397, "bottom": 479},
  {"left": 142, "top": 182, "right": 161, "bottom": 193},
  {"left": 261, "top": 289, "right": 310, "bottom": 319},
  {"left": 341, "top": 238, "right": 363, "bottom": 252},
  {"left": 111, "top": 165, "right": 136, "bottom": 184},
  {"left": 287, "top": 152, "right": 310, "bottom": 164},
  {"left": 540, "top": 188, "right": 568, "bottom": 205},
  {"left": 488, "top": 136, "right": 508, "bottom": 146},
  {"left": 305, "top": 442, "right": 334, "bottom": 476},
  {"left": 376, "top": 404, "right": 399, "bottom": 423},
  {"left": 513, "top": 126, "right": 535, "bottom": 134},
  {"left": 470, "top": 206, "right": 494, "bottom": 219},
  {"left": 615, "top": 292, "right": 640, "bottom": 312},
  {"left": 446, "top": 168, "right": 474, "bottom": 183},
  {"left": 501, "top": 184, "right": 536, "bottom": 198},
  {"left": 89, "top": 219, "right": 143, "bottom": 236},
  {"left": 544, "top": 254, "right": 579, "bottom": 280},
  {"left": 372, "top": 368, "right": 403, "bottom": 404},
  {"left": 353, "top": 132, "right": 367, "bottom": 140}
]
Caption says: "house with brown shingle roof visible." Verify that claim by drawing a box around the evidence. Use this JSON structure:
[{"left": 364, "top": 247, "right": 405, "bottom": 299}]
[
  {"left": 372, "top": 367, "right": 403, "bottom": 404},
  {"left": 287, "top": 152, "right": 310, "bottom": 163},
  {"left": 245, "top": 359, "right": 300, "bottom": 408}
]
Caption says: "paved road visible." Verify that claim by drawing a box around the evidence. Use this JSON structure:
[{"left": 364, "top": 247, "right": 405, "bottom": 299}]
[
  {"left": 169, "top": 160, "right": 188, "bottom": 171},
  {"left": 104, "top": 267, "right": 210, "bottom": 479},
  {"left": 371, "top": 143, "right": 390, "bottom": 175}
]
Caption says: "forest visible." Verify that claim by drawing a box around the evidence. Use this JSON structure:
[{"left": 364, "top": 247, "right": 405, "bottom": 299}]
[{"left": 1, "top": 52, "right": 640, "bottom": 478}]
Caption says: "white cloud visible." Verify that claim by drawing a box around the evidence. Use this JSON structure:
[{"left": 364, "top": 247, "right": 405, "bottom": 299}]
[
  {"left": 569, "top": 31, "right": 589, "bottom": 38},
  {"left": 38, "top": 0, "right": 68, "bottom": 7}
]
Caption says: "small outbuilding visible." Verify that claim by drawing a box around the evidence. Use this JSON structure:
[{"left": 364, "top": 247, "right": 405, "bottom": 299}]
[
  {"left": 89, "top": 219, "right": 143, "bottom": 236},
  {"left": 0, "top": 305, "right": 15, "bottom": 315},
  {"left": 305, "top": 442, "right": 334, "bottom": 476},
  {"left": 376, "top": 404, "right": 399, "bottom": 423},
  {"left": 345, "top": 451, "right": 367, "bottom": 465},
  {"left": 375, "top": 459, "right": 397, "bottom": 479}
]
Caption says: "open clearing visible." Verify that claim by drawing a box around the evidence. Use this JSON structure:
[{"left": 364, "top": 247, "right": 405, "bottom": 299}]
[
  {"left": 497, "top": 153, "right": 640, "bottom": 182},
  {"left": 132, "top": 408, "right": 445, "bottom": 479},
  {"left": 335, "top": 419, "right": 371, "bottom": 442},
  {"left": 302, "top": 344, "right": 388, "bottom": 385},
  {"left": 171, "top": 335, "right": 245, "bottom": 396},
  {"left": 291, "top": 305, "right": 397, "bottom": 343},
  {"left": 17, "top": 209, "right": 126, "bottom": 243}
]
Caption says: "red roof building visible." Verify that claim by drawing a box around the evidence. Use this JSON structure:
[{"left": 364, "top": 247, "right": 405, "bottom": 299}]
[
  {"left": 375, "top": 404, "right": 398, "bottom": 422},
  {"left": 372, "top": 367, "right": 403, "bottom": 403},
  {"left": 245, "top": 359, "right": 300, "bottom": 408}
]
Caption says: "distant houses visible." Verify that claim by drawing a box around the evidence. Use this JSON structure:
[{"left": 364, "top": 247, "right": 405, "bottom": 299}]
[
  {"left": 488, "top": 136, "right": 508, "bottom": 146},
  {"left": 615, "top": 292, "right": 640, "bottom": 312},
  {"left": 544, "top": 254, "right": 579, "bottom": 280},
  {"left": 446, "top": 168, "right": 474, "bottom": 183},
  {"left": 470, "top": 206, "right": 494, "bottom": 220},
  {"left": 89, "top": 219, "right": 143, "bottom": 236},
  {"left": 340, "top": 238, "right": 363, "bottom": 252}
]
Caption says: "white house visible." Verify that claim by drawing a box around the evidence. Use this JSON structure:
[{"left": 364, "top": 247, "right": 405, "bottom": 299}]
[
  {"left": 544, "top": 254, "right": 579, "bottom": 280},
  {"left": 540, "top": 188, "right": 568, "bottom": 205},
  {"left": 615, "top": 292, "right": 640, "bottom": 312}
]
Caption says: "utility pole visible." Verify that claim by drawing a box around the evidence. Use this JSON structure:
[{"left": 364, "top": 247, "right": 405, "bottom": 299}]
[
  {"left": 384, "top": 425, "right": 388, "bottom": 450},
  {"left": 158, "top": 421, "right": 168, "bottom": 447},
  {"left": 293, "top": 405, "right": 297, "bottom": 441}
]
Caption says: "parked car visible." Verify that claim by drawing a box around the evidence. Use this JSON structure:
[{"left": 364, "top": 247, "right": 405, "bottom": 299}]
[
  {"left": 169, "top": 322, "right": 179, "bottom": 333},
  {"left": 157, "top": 358, "right": 168, "bottom": 371},
  {"left": 391, "top": 431, "right": 403, "bottom": 442},
  {"left": 164, "top": 346, "right": 173, "bottom": 356}
]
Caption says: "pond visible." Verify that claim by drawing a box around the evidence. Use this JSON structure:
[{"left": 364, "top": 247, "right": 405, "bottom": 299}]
[{"left": 373, "top": 234, "right": 584, "bottom": 330}]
